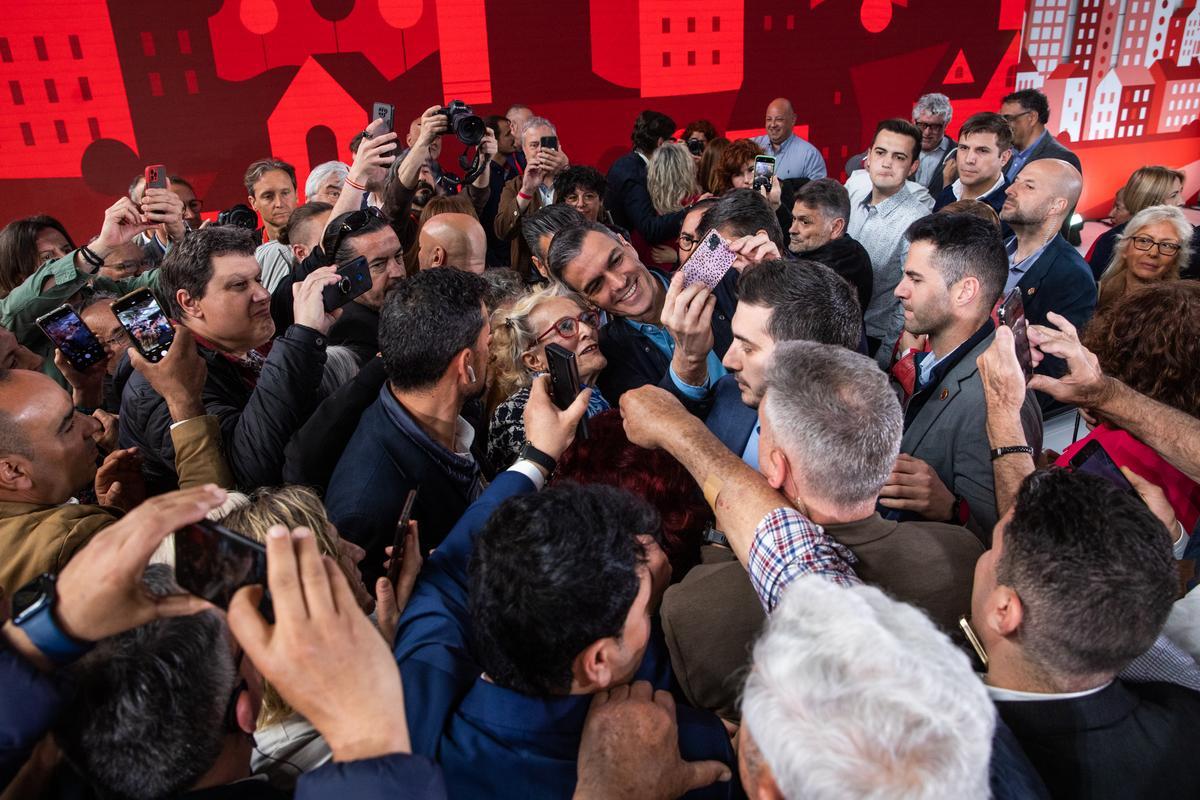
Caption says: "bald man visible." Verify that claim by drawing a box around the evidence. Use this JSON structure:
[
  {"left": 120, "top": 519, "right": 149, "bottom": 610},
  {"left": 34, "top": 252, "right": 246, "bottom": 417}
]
[
  {"left": 1000, "top": 158, "right": 1096, "bottom": 408},
  {"left": 751, "top": 97, "right": 826, "bottom": 181},
  {"left": 417, "top": 213, "right": 488, "bottom": 274}
]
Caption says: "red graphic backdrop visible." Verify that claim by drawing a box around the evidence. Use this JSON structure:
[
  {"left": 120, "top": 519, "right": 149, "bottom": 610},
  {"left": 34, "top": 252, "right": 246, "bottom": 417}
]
[{"left": 1, "top": 0, "right": 1197, "bottom": 239}]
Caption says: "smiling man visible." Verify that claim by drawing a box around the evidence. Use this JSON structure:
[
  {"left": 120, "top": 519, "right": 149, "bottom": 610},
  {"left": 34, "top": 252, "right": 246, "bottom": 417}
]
[
  {"left": 751, "top": 97, "right": 826, "bottom": 181},
  {"left": 934, "top": 112, "right": 1013, "bottom": 215}
]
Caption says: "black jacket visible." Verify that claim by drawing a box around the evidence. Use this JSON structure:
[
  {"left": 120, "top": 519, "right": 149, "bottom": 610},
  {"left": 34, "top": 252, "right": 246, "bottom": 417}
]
[
  {"left": 118, "top": 324, "right": 327, "bottom": 494},
  {"left": 605, "top": 151, "right": 687, "bottom": 245},
  {"left": 996, "top": 680, "right": 1200, "bottom": 800},
  {"left": 596, "top": 268, "right": 737, "bottom": 406},
  {"left": 328, "top": 300, "right": 380, "bottom": 364},
  {"left": 800, "top": 235, "right": 874, "bottom": 316}
]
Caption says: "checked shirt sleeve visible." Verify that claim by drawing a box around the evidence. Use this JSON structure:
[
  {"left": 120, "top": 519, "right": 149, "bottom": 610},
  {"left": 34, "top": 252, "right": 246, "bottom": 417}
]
[{"left": 748, "top": 507, "right": 860, "bottom": 612}]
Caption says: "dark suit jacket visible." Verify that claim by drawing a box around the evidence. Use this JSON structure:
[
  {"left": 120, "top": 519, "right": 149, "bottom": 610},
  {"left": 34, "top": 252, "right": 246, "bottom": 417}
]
[
  {"left": 328, "top": 299, "right": 380, "bottom": 365},
  {"left": 933, "top": 175, "right": 1009, "bottom": 215},
  {"left": 996, "top": 679, "right": 1200, "bottom": 799},
  {"left": 704, "top": 375, "right": 757, "bottom": 458},
  {"left": 597, "top": 267, "right": 737, "bottom": 405},
  {"left": 1008, "top": 131, "right": 1082, "bottom": 179},
  {"left": 605, "top": 151, "right": 687, "bottom": 245},
  {"left": 662, "top": 513, "right": 984, "bottom": 720}
]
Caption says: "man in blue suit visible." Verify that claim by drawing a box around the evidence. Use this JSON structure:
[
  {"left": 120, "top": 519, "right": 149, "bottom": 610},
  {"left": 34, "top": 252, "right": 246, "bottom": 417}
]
[
  {"left": 705, "top": 259, "right": 862, "bottom": 466},
  {"left": 999, "top": 158, "right": 1096, "bottom": 412},
  {"left": 604, "top": 110, "right": 689, "bottom": 247},
  {"left": 393, "top": 377, "right": 737, "bottom": 799}
]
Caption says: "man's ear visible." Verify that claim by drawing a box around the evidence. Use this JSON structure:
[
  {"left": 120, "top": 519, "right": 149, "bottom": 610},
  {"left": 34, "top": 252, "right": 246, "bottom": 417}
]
[
  {"left": 432, "top": 246, "right": 448, "bottom": 268},
  {"left": 954, "top": 275, "right": 981, "bottom": 309},
  {"left": 531, "top": 256, "right": 550, "bottom": 279},
  {"left": 454, "top": 348, "right": 475, "bottom": 384},
  {"left": 983, "top": 584, "right": 1024, "bottom": 639},
  {"left": 573, "top": 637, "right": 617, "bottom": 692},
  {"left": 831, "top": 217, "right": 846, "bottom": 239},
  {"left": 0, "top": 456, "right": 33, "bottom": 493},
  {"left": 246, "top": 195, "right": 256, "bottom": 211},
  {"left": 234, "top": 688, "right": 258, "bottom": 736},
  {"left": 999, "top": 148, "right": 1013, "bottom": 169},
  {"left": 762, "top": 446, "right": 789, "bottom": 492},
  {"left": 176, "top": 289, "right": 201, "bottom": 322},
  {"left": 291, "top": 245, "right": 308, "bottom": 263},
  {"left": 907, "top": 157, "right": 920, "bottom": 178}
]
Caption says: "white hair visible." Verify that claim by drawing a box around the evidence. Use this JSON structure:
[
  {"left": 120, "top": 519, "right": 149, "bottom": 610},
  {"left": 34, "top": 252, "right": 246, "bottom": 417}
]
[
  {"left": 521, "top": 116, "right": 557, "bottom": 140},
  {"left": 913, "top": 93, "right": 953, "bottom": 123},
  {"left": 742, "top": 576, "right": 995, "bottom": 799},
  {"left": 304, "top": 160, "right": 349, "bottom": 200}
]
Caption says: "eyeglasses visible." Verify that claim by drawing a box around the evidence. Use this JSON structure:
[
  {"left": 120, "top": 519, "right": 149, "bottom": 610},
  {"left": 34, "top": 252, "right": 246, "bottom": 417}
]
[
  {"left": 1128, "top": 235, "right": 1182, "bottom": 256},
  {"left": 679, "top": 232, "right": 701, "bottom": 252},
  {"left": 99, "top": 329, "right": 131, "bottom": 348},
  {"left": 1001, "top": 110, "right": 1034, "bottom": 124},
  {"left": 321, "top": 206, "right": 384, "bottom": 262},
  {"left": 914, "top": 121, "right": 945, "bottom": 131},
  {"left": 534, "top": 310, "right": 601, "bottom": 343}
]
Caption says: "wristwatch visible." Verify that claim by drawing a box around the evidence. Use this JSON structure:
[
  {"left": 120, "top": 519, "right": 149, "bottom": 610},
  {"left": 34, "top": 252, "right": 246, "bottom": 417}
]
[
  {"left": 11, "top": 573, "right": 93, "bottom": 665},
  {"left": 519, "top": 441, "right": 557, "bottom": 475}
]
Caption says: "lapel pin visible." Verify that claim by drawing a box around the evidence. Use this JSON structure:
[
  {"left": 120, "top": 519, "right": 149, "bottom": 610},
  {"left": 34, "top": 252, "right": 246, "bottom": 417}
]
[
  {"left": 939, "top": 388, "right": 949, "bottom": 400},
  {"left": 1026, "top": 287, "right": 1036, "bottom": 296}
]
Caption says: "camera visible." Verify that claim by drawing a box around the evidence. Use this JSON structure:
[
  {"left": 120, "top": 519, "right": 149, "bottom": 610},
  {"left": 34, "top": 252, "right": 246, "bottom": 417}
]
[
  {"left": 686, "top": 138, "right": 705, "bottom": 156},
  {"left": 217, "top": 204, "right": 258, "bottom": 230},
  {"left": 437, "top": 100, "right": 485, "bottom": 146}
]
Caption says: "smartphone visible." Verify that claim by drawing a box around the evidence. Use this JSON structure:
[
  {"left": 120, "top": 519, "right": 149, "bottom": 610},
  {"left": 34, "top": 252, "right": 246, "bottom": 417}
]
[
  {"left": 174, "top": 519, "right": 271, "bottom": 620},
  {"left": 322, "top": 256, "right": 373, "bottom": 313},
  {"left": 996, "top": 288, "right": 1033, "bottom": 381},
  {"left": 752, "top": 155, "right": 776, "bottom": 192},
  {"left": 111, "top": 288, "right": 174, "bottom": 363},
  {"left": 371, "top": 102, "right": 395, "bottom": 134},
  {"left": 545, "top": 342, "right": 588, "bottom": 440},
  {"left": 387, "top": 488, "right": 419, "bottom": 585},
  {"left": 682, "top": 228, "right": 736, "bottom": 289},
  {"left": 539, "top": 135, "right": 559, "bottom": 150},
  {"left": 36, "top": 304, "right": 107, "bottom": 371},
  {"left": 1068, "top": 440, "right": 1138, "bottom": 496},
  {"left": 144, "top": 164, "right": 168, "bottom": 190}
]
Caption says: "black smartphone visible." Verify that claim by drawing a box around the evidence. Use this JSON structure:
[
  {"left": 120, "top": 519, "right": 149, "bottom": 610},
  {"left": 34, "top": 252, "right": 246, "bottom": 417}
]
[
  {"left": 322, "top": 255, "right": 373, "bottom": 313},
  {"left": 144, "top": 164, "right": 168, "bottom": 190},
  {"left": 371, "top": 102, "right": 395, "bottom": 134},
  {"left": 174, "top": 519, "right": 272, "bottom": 620},
  {"left": 111, "top": 288, "right": 174, "bottom": 363},
  {"left": 752, "top": 155, "right": 775, "bottom": 192},
  {"left": 1068, "top": 440, "right": 1137, "bottom": 496},
  {"left": 387, "top": 488, "right": 419, "bottom": 585},
  {"left": 996, "top": 288, "right": 1033, "bottom": 381},
  {"left": 545, "top": 342, "right": 588, "bottom": 439},
  {"left": 36, "top": 304, "right": 107, "bottom": 371},
  {"left": 539, "top": 135, "right": 558, "bottom": 150}
]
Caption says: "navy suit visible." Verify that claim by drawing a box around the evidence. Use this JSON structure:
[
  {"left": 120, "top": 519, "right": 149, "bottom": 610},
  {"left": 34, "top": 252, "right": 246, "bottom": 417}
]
[
  {"left": 705, "top": 375, "right": 757, "bottom": 459},
  {"left": 605, "top": 151, "right": 687, "bottom": 244},
  {"left": 393, "top": 470, "right": 738, "bottom": 799},
  {"left": 933, "top": 177, "right": 1009, "bottom": 215}
]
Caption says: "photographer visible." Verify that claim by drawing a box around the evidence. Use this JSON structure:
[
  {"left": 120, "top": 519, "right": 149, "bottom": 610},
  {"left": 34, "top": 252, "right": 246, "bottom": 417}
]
[{"left": 495, "top": 116, "right": 570, "bottom": 279}]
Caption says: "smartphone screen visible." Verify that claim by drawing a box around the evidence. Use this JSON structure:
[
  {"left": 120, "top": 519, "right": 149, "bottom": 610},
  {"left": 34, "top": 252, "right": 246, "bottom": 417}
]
[
  {"left": 144, "top": 164, "right": 168, "bottom": 190},
  {"left": 112, "top": 289, "right": 174, "bottom": 362},
  {"left": 545, "top": 342, "right": 588, "bottom": 439},
  {"left": 36, "top": 305, "right": 107, "bottom": 371},
  {"left": 752, "top": 156, "right": 776, "bottom": 192},
  {"left": 1068, "top": 440, "right": 1137, "bottom": 496},
  {"left": 997, "top": 288, "right": 1033, "bottom": 380},
  {"left": 682, "top": 228, "right": 736, "bottom": 289},
  {"left": 174, "top": 520, "right": 268, "bottom": 611}
]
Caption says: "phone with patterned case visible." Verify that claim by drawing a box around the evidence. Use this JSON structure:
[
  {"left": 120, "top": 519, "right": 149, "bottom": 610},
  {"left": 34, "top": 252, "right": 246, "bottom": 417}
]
[{"left": 681, "top": 228, "right": 736, "bottom": 289}]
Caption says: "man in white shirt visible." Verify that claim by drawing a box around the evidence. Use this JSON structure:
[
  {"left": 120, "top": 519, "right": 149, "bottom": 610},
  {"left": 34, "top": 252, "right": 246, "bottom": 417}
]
[{"left": 933, "top": 112, "right": 1012, "bottom": 215}]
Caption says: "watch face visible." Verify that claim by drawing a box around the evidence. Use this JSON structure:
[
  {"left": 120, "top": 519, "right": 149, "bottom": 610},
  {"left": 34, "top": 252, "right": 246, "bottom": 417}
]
[{"left": 11, "top": 573, "right": 54, "bottom": 622}]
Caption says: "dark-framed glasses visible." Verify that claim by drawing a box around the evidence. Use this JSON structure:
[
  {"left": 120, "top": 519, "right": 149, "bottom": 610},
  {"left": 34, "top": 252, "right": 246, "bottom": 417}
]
[{"left": 1128, "top": 235, "right": 1181, "bottom": 257}]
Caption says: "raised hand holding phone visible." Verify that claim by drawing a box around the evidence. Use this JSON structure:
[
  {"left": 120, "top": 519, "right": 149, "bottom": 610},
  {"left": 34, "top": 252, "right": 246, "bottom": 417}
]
[
  {"left": 545, "top": 342, "right": 589, "bottom": 440},
  {"left": 523, "top": 374, "right": 591, "bottom": 466}
]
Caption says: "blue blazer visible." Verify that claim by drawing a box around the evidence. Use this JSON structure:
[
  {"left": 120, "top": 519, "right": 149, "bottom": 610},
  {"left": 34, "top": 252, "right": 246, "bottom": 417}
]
[
  {"left": 393, "top": 471, "right": 738, "bottom": 799},
  {"left": 933, "top": 177, "right": 1009, "bottom": 215},
  {"left": 604, "top": 151, "right": 687, "bottom": 245},
  {"left": 705, "top": 375, "right": 757, "bottom": 458}
]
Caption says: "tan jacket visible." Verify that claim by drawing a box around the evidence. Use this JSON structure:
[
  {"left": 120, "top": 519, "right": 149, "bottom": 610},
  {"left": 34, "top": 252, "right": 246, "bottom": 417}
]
[
  {"left": 494, "top": 174, "right": 545, "bottom": 279},
  {"left": 0, "top": 415, "right": 233, "bottom": 594}
]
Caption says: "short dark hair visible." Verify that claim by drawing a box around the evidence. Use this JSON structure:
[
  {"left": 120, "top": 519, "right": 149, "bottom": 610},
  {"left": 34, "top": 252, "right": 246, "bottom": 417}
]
[
  {"left": 279, "top": 201, "right": 332, "bottom": 247},
  {"left": 631, "top": 110, "right": 676, "bottom": 153},
  {"left": 55, "top": 565, "right": 236, "bottom": 800},
  {"left": 737, "top": 259, "right": 861, "bottom": 347},
  {"left": 159, "top": 226, "right": 258, "bottom": 318},
  {"left": 553, "top": 166, "right": 607, "bottom": 202},
  {"left": 1002, "top": 89, "right": 1051, "bottom": 124},
  {"left": 348, "top": 130, "right": 368, "bottom": 158},
  {"left": 696, "top": 189, "right": 787, "bottom": 252},
  {"left": 793, "top": 178, "right": 851, "bottom": 224},
  {"left": 244, "top": 158, "right": 297, "bottom": 196},
  {"left": 999, "top": 469, "right": 1176, "bottom": 678},
  {"left": 321, "top": 208, "right": 392, "bottom": 265},
  {"left": 469, "top": 483, "right": 658, "bottom": 695},
  {"left": 546, "top": 221, "right": 622, "bottom": 283},
  {"left": 904, "top": 213, "right": 1008, "bottom": 308},
  {"left": 872, "top": 119, "right": 921, "bottom": 163},
  {"left": 957, "top": 111, "right": 1014, "bottom": 153},
  {"left": 0, "top": 214, "right": 76, "bottom": 295},
  {"left": 484, "top": 114, "right": 507, "bottom": 139},
  {"left": 379, "top": 267, "right": 486, "bottom": 390},
  {"left": 523, "top": 204, "right": 588, "bottom": 263},
  {"left": 167, "top": 175, "right": 195, "bottom": 194},
  {"left": 683, "top": 119, "right": 720, "bottom": 142}
]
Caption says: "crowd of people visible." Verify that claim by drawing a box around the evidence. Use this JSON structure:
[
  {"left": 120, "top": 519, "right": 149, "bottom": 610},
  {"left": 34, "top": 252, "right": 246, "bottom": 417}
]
[{"left": 0, "top": 86, "right": 1198, "bottom": 799}]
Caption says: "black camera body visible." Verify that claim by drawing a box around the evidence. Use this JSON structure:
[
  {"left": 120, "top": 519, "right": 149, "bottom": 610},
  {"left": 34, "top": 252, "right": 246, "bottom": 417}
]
[
  {"left": 217, "top": 204, "right": 258, "bottom": 230},
  {"left": 437, "top": 100, "right": 485, "bottom": 146},
  {"left": 686, "top": 138, "right": 705, "bottom": 156}
]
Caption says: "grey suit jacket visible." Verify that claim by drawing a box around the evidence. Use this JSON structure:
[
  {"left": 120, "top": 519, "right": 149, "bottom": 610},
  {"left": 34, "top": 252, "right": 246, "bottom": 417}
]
[{"left": 901, "top": 331, "right": 1043, "bottom": 540}]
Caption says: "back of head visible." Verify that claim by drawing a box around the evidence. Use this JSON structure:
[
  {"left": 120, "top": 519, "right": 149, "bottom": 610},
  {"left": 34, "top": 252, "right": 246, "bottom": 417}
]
[
  {"left": 1001, "top": 89, "right": 1050, "bottom": 124},
  {"left": 1122, "top": 165, "right": 1187, "bottom": 216},
  {"left": 737, "top": 259, "right": 861, "bottom": 347},
  {"left": 418, "top": 194, "right": 478, "bottom": 230},
  {"left": 469, "top": 483, "right": 657, "bottom": 695},
  {"left": 1082, "top": 279, "right": 1200, "bottom": 417},
  {"left": 160, "top": 226, "right": 258, "bottom": 318},
  {"left": 481, "top": 267, "right": 529, "bottom": 313},
  {"left": 281, "top": 201, "right": 333, "bottom": 247},
  {"left": 697, "top": 188, "right": 786, "bottom": 251},
  {"left": 244, "top": 157, "right": 297, "bottom": 196},
  {"left": 0, "top": 368, "right": 35, "bottom": 461},
  {"left": 647, "top": 142, "right": 698, "bottom": 215},
  {"left": 1000, "top": 469, "right": 1176, "bottom": 680},
  {"left": 904, "top": 213, "right": 1008, "bottom": 310},
  {"left": 742, "top": 575, "right": 994, "bottom": 799},
  {"left": 958, "top": 111, "right": 1014, "bottom": 153},
  {"left": 698, "top": 136, "right": 730, "bottom": 194},
  {"left": 56, "top": 565, "right": 235, "bottom": 799},
  {"left": 523, "top": 203, "right": 588, "bottom": 262},
  {"left": 936, "top": 199, "right": 1000, "bottom": 228},
  {"left": 683, "top": 119, "right": 720, "bottom": 141},
  {"left": 631, "top": 109, "right": 676, "bottom": 153},
  {"left": 419, "top": 212, "right": 486, "bottom": 271},
  {"left": 379, "top": 267, "right": 486, "bottom": 389},
  {"left": 793, "top": 178, "right": 852, "bottom": 226},
  {"left": 763, "top": 341, "right": 902, "bottom": 508}
]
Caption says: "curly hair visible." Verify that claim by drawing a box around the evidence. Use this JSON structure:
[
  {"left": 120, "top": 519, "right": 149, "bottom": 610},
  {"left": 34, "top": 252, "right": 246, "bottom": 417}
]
[
  {"left": 1082, "top": 280, "right": 1200, "bottom": 418},
  {"left": 714, "top": 138, "right": 764, "bottom": 194},
  {"left": 488, "top": 282, "right": 586, "bottom": 400}
]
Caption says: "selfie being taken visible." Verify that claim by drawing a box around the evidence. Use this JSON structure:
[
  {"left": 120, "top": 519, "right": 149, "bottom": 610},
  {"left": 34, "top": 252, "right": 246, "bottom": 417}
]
[{"left": 2, "top": 1, "right": 1199, "bottom": 798}]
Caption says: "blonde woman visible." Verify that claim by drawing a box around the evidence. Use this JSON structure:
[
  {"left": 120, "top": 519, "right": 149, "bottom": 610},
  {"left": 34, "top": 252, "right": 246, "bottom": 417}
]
[
  {"left": 1098, "top": 205, "right": 1192, "bottom": 311},
  {"left": 1089, "top": 165, "right": 1186, "bottom": 278},
  {"left": 647, "top": 142, "right": 702, "bottom": 267},
  {"left": 488, "top": 284, "right": 609, "bottom": 469}
]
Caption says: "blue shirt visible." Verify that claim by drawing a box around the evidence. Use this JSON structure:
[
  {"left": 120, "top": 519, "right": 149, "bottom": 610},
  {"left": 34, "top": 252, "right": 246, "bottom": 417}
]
[
  {"left": 742, "top": 424, "right": 761, "bottom": 469},
  {"left": 628, "top": 273, "right": 727, "bottom": 399},
  {"left": 751, "top": 133, "right": 827, "bottom": 181},
  {"left": 1005, "top": 130, "right": 1048, "bottom": 181},
  {"left": 1005, "top": 236, "right": 1051, "bottom": 293}
]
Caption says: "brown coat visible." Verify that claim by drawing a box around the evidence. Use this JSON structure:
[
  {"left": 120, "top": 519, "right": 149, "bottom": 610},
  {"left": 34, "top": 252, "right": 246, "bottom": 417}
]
[
  {"left": 494, "top": 174, "right": 545, "bottom": 279},
  {"left": 661, "top": 513, "right": 984, "bottom": 721},
  {"left": 0, "top": 415, "right": 233, "bottom": 594}
]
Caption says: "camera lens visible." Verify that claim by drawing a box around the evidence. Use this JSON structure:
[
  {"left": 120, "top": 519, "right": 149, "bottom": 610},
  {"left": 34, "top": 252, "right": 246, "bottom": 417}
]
[{"left": 454, "top": 114, "right": 485, "bottom": 146}]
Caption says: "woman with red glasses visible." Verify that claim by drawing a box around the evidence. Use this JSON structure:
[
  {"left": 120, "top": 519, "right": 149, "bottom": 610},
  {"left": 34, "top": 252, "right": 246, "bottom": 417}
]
[{"left": 487, "top": 284, "right": 609, "bottom": 469}]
